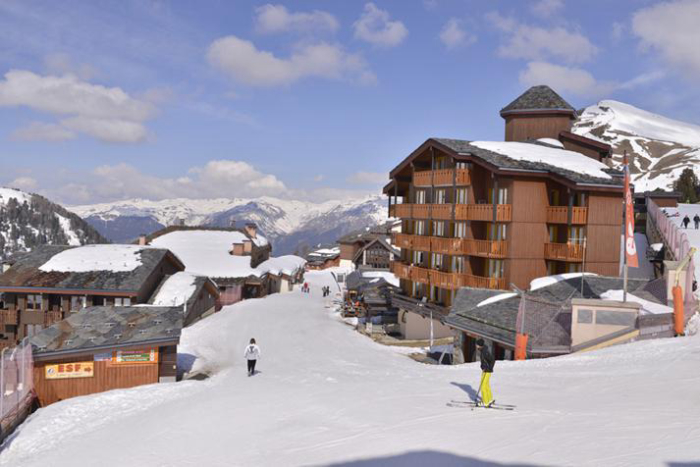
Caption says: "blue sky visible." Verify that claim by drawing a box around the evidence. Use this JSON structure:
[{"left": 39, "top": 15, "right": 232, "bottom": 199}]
[{"left": 1, "top": 0, "right": 699, "bottom": 205}]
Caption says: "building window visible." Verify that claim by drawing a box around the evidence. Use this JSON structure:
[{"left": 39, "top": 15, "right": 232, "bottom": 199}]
[
  {"left": 412, "top": 250, "right": 424, "bottom": 266},
  {"left": 26, "top": 294, "right": 42, "bottom": 310},
  {"left": 114, "top": 297, "right": 132, "bottom": 307},
  {"left": 489, "top": 187, "right": 508, "bottom": 204},
  {"left": 566, "top": 263, "right": 583, "bottom": 273},
  {"left": 435, "top": 189, "right": 446, "bottom": 204},
  {"left": 431, "top": 253, "right": 443, "bottom": 270},
  {"left": 569, "top": 226, "right": 586, "bottom": 245},
  {"left": 414, "top": 220, "right": 426, "bottom": 235},
  {"left": 487, "top": 259, "right": 504, "bottom": 278},
  {"left": 487, "top": 223, "right": 507, "bottom": 241},
  {"left": 596, "top": 311, "right": 636, "bottom": 326},
  {"left": 415, "top": 189, "right": 427, "bottom": 204},
  {"left": 574, "top": 192, "right": 587, "bottom": 207},
  {"left": 452, "top": 256, "right": 466, "bottom": 273},
  {"left": 455, "top": 188, "right": 468, "bottom": 204},
  {"left": 454, "top": 222, "right": 468, "bottom": 238},
  {"left": 548, "top": 225, "right": 559, "bottom": 243},
  {"left": 71, "top": 296, "right": 86, "bottom": 310},
  {"left": 456, "top": 162, "right": 471, "bottom": 170},
  {"left": 546, "top": 261, "right": 557, "bottom": 275},
  {"left": 433, "top": 221, "right": 446, "bottom": 237},
  {"left": 577, "top": 309, "right": 593, "bottom": 324}
]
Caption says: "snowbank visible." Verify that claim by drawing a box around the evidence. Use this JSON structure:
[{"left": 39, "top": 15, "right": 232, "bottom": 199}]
[
  {"left": 39, "top": 244, "right": 148, "bottom": 273},
  {"left": 361, "top": 271, "right": 399, "bottom": 287},
  {"left": 599, "top": 290, "right": 673, "bottom": 315},
  {"left": 151, "top": 272, "right": 198, "bottom": 307},
  {"left": 472, "top": 141, "right": 612, "bottom": 179},
  {"left": 529, "top": 272, "right": 598, "bottom": 291}
]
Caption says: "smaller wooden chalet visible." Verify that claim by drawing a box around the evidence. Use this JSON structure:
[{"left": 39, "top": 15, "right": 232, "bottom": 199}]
[
  {"left": 257, "top": 255, "right": 306, "bottom": 294},
  {"left": 148, "top": 272, "right": 220, "bottom": 325},
  {"left": 148, "top": 226, "right": 272, "bottom": 306},
  {"left": 31, "top": 306, "right": 182, "bottom": 406},
  {"left": 306, "top": 247, "right": 340, "bottom": 270},
  {"left": 337, "top": 221, "right": 399, "bottom": 270},
  {"left": 0, "top": 244, "right": 185, "bottom": 348},
  {"left": 352, "top": 238, "right": 399, "bottom": 271},
  {"left": 446, "top": 274, "right": 670, "bottom": 363}
]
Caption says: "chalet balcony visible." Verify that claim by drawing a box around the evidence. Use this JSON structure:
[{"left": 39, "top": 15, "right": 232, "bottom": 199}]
[
  {"left": 0, "top": 309, "right": 18, "bottom": 326},
  {"left": 394, "top": 204, "right": 412, "bottom": 218},
  {"left": 546, "top": 206, "right": 588, "bottom": 224},
  {"left": 455, "top": 204, "right": 512, "bottom": 222},
  {"left": 44, "top": 310, "right": 64, "bottom": 326},
  {"left": 544, "top": 242, "right": 585, "bottom": 262},
  {"left": 413, "top": 168, "right": 471, "bottom": 187},
  {"left": 393, "top": 234, "right": 508, "bottom": 258},
  {"left": 391, "top": 262, "right": 506, "bottom": 290},
  {"left": 393, "top": 233, "right": 413, "bottom": 250},
  {"left": 388, "top": 204, "right": 396, "bottom": 218}
]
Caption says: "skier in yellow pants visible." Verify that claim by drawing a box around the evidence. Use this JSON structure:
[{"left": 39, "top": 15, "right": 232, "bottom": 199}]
[{"left": 476, "top": 339, "right": 495, "bottom": 407}]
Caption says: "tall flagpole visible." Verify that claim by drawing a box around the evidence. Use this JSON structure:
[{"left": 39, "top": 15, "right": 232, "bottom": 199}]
[{"left": 623, "top": 151, "right": 629, "bottom": 302}]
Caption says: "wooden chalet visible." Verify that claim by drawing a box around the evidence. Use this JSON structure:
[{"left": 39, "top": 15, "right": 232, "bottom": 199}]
[
  {"left": 384, "top": 85, "right": 625, "bottom": 339},
  {"left": 31, "top": 306, "right": 182, "bottom": 406}
]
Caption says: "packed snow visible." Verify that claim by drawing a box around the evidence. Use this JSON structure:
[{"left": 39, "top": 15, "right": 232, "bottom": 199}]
[
  {"left": 150, "top": 272, "right": 199, "bottom": 307},
  {"left": 256, "top": 255, "right": 306, "bottom": 276},
  {"left": 529, "top": 272, "right": 597, "bottom": 291},
  {"left": 151, "top": 230, "right": 260, "bottom": 278},
  {"left": 476, "top": 292, "right": 518, "bottom": 307},
  {"left": 361, "top": 270, "right": 400, "bottom": 287},
  {"left": 471, "top": 141, "right": 613, "bottom": 180},
  {"left": 38, "top": 245, "right": 148, "bottom": 273},
  {"left": 4, "top": 270, "right": 700, "bottom": 466},
  {"left": 536, "top": 137, "right": 564, "bottom": 148},
  {"left": 599, "top": 290, "right": 673, "bottom": 315}
]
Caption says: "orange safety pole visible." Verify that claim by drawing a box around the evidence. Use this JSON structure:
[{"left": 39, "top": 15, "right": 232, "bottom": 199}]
[
  {"left": 514, "top": 333, "right": 528, "bottom": 360},
  {"left": 673, "top": 285, "right": 685, "bottom": 337}
]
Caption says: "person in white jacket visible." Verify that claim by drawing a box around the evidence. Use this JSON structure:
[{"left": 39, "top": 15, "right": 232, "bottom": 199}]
[{"left": 243, "top": 338, "right": 261, "bottom": 376}]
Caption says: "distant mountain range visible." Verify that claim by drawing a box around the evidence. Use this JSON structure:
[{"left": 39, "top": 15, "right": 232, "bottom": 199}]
[
  {"left": 573, "top": 100, "right": 700, "bottom": 192},
  {"left": 0, "top": 187, "right": 106, "bottom": 260},
  {"left": 68, "top": 196, "right": 388, "bottom": 255}
]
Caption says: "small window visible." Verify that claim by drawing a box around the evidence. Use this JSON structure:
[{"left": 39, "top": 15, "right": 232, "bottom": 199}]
[
  {"left": 596, "top": 311, "right": 636, "bottom": 326},
  {"left": 577, "top": 309, "right": 593, "bottom": 324}
]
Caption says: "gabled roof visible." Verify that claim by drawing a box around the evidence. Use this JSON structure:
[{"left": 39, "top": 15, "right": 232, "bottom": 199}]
[
  {"left": 352, "top": 237, "right": 400, "bottom": 263},
  {"left": 0, "top": 245, "right": 182, "bottom": 294},
  {"left": 500, "top": 85, "right": 575, "bottom": 116},
  {"left": 31, "top": 306, "right": 182, "bottom": 359}
]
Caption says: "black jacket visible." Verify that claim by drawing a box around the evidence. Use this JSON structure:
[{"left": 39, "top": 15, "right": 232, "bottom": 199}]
[{"left": 479, "top": 346, "right": 495, "bottom": 373}]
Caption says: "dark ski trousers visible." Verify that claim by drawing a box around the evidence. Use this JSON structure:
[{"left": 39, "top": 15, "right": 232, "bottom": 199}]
[{"left": 247, "top": 359, "right": 257, "bottom": 374}]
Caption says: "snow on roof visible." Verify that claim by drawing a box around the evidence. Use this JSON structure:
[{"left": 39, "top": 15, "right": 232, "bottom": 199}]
[
  {"left": 257, "top": 255, "right": 306, "bottom": 276},
  {"left": 471, "top": 141, "right": 612, "bottom": 180},
  {"left": 600, "top": 290, "right": 673, "bottom": 315},
  {"left": 536, "top": 138, "right": 564, "bottom": 148},
  {"left": 39, "top": 244, "right": 149, "bottom": 273},
  {"left": 151, "top": 230, "right": 259, "bottom": 278},
  {"left": 313, "top": 247, "right": 340, "bottom": 255},
  {"left": 151, "top": 272, "right": 198, "bottom": 307},
  {"left": 361, "top": 271, "right": 399, "bottom": 287},
  {"left": 476, "top": 292, "right": 518, "bottom": 307},
  {"left": 529, "top": 273, "right": 598, "bottom": 291},
  {"left": 251, "top": 234, "right": 268, "bottom": 248}
]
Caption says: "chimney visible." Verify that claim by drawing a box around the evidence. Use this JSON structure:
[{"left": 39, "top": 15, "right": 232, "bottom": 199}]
[
  {"left": 245, "top": 223, "right": 258, "bottom": 239},
  {"left": 243, "top": 239, "right": 253, "bottom": 254},
  {"left": 138, "top": 234, "right": 147, "bottom": 246},
  {"left": 231, "top": 242, "right": 245, "bottom": 256}
]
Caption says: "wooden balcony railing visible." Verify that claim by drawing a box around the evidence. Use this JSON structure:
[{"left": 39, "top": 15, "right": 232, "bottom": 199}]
[
  {"left": 430, "top": 237, "right": 465, "bottom": 255},
  {"left": 394, "top": 204, "right": 412, "bottom": 218},
  {"left": 544, "top": 242, "right": 585, "bottom": 262},
  {"left": 430, "top": 204, "right": 452, "bottom": 220},
  {"left": 413, "top": 235, "right": 431, "bottom": 251},
  {"left": 393, "top": 233, "right": 413, "bottom": 250},
  {"left": 413, "top": 169, "right": 471, "bottom": 187},
  {"left": 412, "top": 204, "right": 431, "bottom": 219},
  {"left": 546, "top": 206, "right": 588, "bottom": 224},
  {"left": 388, "top": 204, "right": 396, "bottom": 218},
  {"left": 468, "top": 239, "right": 508, "bottom": 258},
  {"left": 44, "top": 310, "right": 64, "bottom": 326},
  {"left": 464, "top": 274, "right": 506, "bottom": 290},
  {"left": 392, "top": 261, "right": 411, "bottom": 280},
  {"left": 412, "top": 266, "right": 430, "bottom": 284},
  {"left": 455, "top": 204, "right": 512, "bottom": 222},
  {"left": 0, "top": 310, "right": 18, "bottom": 326}
]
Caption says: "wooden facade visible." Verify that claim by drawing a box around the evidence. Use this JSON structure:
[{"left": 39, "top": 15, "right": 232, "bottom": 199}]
[{"left": 33, "top": 344, "right": 177, "bottom": 406}]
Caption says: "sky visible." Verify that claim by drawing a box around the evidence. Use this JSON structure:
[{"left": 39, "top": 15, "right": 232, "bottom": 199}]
[{"left": 1, "top": 0, "right": 699, "bottom": 206}]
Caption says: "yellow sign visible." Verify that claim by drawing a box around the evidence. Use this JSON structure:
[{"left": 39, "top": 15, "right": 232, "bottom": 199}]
[
  {"left": 45, "top": 362, "right": 94, "bottom": 379},
  {"left": 112, "top": 348, "right": 158, "bottom": 364}
]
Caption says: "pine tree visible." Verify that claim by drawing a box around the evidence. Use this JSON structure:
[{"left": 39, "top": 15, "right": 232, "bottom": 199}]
[{"left": 673, "top": 168, "right": 700, "bottom": 203}]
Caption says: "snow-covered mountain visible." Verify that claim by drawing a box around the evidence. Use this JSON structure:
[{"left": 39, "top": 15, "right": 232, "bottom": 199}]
[
  {"left": 573, "top": 100, "right": 700, "bottom": 191},
  {"left": 69, "top": 195, "right": 388, "bottom": 255},
  {"left": 0, "top": 187, "right": 107, "bottom": 260}
]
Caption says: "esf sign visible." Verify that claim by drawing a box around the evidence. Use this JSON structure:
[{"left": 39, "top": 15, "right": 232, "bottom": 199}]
[{"left": 45, "top": 362, "right": 94, "bottom": 379}]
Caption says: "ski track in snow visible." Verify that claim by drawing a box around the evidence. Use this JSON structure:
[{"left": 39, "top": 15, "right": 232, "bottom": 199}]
[{"left": 2, "top": 271, "right": 700, "bottom": 466}]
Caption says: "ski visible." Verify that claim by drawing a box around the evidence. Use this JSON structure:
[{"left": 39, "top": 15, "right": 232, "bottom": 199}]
[
  {"left": 450, "top": 399, "right": 516, "bottom": 408},
  {"left": 447, "top": 402, "right": 515, "bottom": 411}
]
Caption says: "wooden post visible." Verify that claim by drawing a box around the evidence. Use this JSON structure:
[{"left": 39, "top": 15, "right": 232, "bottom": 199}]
[{"left": 673, "top": 285, "right": 685, "bottom": 336}]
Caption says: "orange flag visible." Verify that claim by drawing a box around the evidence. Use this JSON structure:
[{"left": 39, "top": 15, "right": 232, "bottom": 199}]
[{"left": 624, "top": 153, "right": 639, "bottom": 268}]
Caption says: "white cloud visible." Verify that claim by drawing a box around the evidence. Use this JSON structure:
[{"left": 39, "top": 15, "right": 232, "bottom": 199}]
[
  {"left": 440, "top": 18, "right": 476, "bottom": 49},
  {"left": 8, "top": 177, "right": 38, "bottom": 191},
  {"left": 347, "top": 171, "right": 387, "bottom": 185},
  {"left": 255, "top": 4, "right": 339, "bottom": 35},
  {"left": 207, "top": 36, "right": 376, "bottom": 87},
  {"left": 519, "top": 62, "right": 615, "bottom": 98},
  {"left": 632, "top": 0, "right": 700, "bottom": 77},
  {"left": 0, "top": 70, "right": 155, "bottom": 143},
  {"left": 531, "top": 0, "right": 564, "bottom": 17},
  {"left": 11, "top": 121, "right": 75, "bottom": 141},
  {"left": 487, "top": 12, "right": 597, "bottom": 63},
  {"left": 353, "top": 3, "right": 408, "bottom": 48}
]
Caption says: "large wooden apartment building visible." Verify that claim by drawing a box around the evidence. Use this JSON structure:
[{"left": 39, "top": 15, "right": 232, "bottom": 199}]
[{"left": 384, "top": 86, "right": 625, "bottom": 327}]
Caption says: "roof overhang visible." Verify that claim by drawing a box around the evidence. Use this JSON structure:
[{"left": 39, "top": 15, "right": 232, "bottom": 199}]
[
  {"left": 500, "top": 109, "right": 576, "bottom": 119},
  {"left": 33, "top": 336, "right": 181, "bottom": 362},
  {"left": 0, "top": 286, "right": 139, "bottom": 297}
]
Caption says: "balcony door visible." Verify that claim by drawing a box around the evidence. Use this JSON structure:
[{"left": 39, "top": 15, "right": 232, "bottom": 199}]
[
  {"left": 568, "top": 226, "right": 586, "bottom": 245},
  {"left": 489, "top": 187, "right": 508, "bottom": 205},
  {"left": 487, "top": 223, "right": 507, "bottom": 241}
]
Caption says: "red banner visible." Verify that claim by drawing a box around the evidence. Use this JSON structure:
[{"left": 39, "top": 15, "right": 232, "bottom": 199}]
[{"left": 624, "top": 154, "right": 639, "bottom": 268}]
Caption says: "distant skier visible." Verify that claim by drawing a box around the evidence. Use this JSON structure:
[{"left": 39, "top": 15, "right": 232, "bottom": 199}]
[
  {"left": 476, "top": 339, "right": 495, "bottom": 407},
  {"left": 243, "top": 338, "right": 261, "bottom": 376},
  {"left": 683, "top": 215, "right": 690, "bottom": 229},
  {"left": 694, "top": 214, "right": 700, "bottom": 229}
]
